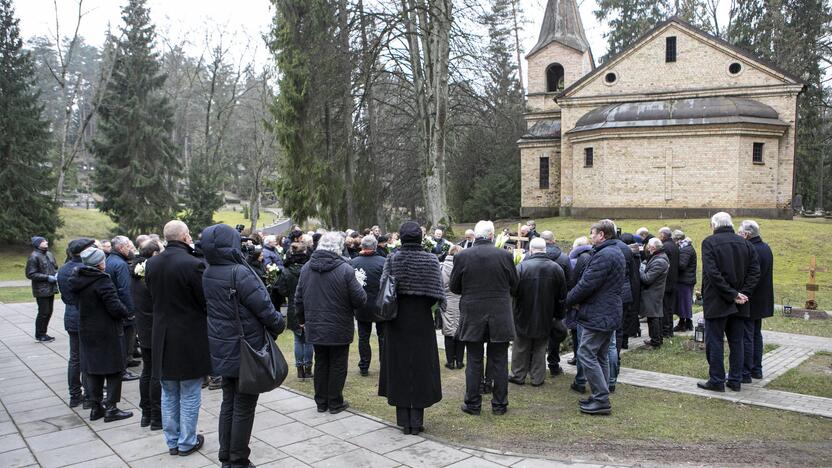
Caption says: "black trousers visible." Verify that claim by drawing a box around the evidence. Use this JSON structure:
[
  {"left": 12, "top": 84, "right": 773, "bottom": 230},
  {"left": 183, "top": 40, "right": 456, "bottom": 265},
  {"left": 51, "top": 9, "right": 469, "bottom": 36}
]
[
  {"left": 464, "top": 341, "right": 508, "bottom": 410},
  {"left": 35, "top": 296, "right": 54, "bottom": 338},
  {"left": 357, "top": 321, "right": 385, "bottom": 372},
  {"left": 647, "top": 317, "right": 663, "bottom": 346},
  {"left": 570, "top": 328, "right": 579, "bottom": 356},
  {"left": 139, "top": 347, "right": 161, "bottom": 422},
  {"left": 443, "top": 336, "right": 464, "bottom": 365},
  {"left": 67, "top": 331, "right": 86, "bottom": 400},
  {"left": 123, "top": 324, "right": 135, "bottom": 367},
  {"left": 705, "top": 315, "right": 744, "bottom": 386},
  {"left": 86, "top": 372, "right": 122, "bottom": 407},
  {"left": 313, "top": 344, "right": 349, "bottom": 409},
  {"left": 218, "top": 376, "right": 259, "bottom": 467},
  {"left": 546, "top": 319, "right": 568, "bottom": 371},
  {"left": 662, "top": 290, "right": 675, "bottom": 336},
  {"left": 396, "top": 407, "right": 424, "bottom": 429}
]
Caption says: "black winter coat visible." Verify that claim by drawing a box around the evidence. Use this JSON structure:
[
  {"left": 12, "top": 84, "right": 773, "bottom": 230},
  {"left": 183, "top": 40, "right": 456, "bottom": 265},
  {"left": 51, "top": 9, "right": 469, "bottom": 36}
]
[
  {"left": 614, "top": 239, "right": 634, "bottom": 304},
  {"left": 57, "top": 257, "right": 82, "bottom": 332},
  {"left": 131, "top": 257, "right": 154, "bottom": 348},
  {"left": 70, "top": 266, "right": 128, "bottom": 375},
  {"left": 514, "top": 254, "right": 566, "bottom": 339},
  {"left": 677, "top": 241, "right": 697, "bottom": 286},
  {"left": 747, "top": 236, "right": 774, "bottom": 320},
  {"left": 349, "top": 252, "right": 386, "bottom": 323},
  {"left": 295, "top": 249, "right": 367, "bottom": 346},
  {"left": 623, "top": 246, "right": 643, "bottom": 337},
  {"left": 701, "top": 226, "right": 761, "bottom": 319},
  {"left": 202, "top": 224, "right": 285, "bottom": 378},
  {"left": 662, "top": 239, "right": 679, "bottom": 295},
  {"left": 449, "top": 239, "right": 518, "bottom": 343},
  {"left": 145, "top": 241, "right": 212, "bottom": 380},
  {"left": 276, "top": 254, "right": 308, "bottom": 332},
  {"left": 26, "top": 248, "right": 57, "bottom": 297},
  {"left": 566, "top": 239, "right": 625, "bottom": 332}
]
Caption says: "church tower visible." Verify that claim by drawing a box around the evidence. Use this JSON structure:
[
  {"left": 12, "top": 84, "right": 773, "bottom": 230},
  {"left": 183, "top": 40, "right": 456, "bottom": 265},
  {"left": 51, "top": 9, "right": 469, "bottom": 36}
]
[{"left": 518, "top": 0, "right": 593, "bottom": 217}]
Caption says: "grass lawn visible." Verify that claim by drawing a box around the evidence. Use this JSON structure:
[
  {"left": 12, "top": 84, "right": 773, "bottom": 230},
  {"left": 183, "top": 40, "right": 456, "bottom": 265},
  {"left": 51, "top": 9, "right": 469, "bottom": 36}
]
[
  {"left": 622, "top": 335, "right": 778, "bottom": 380},
  {"left": 213, "top": 209, "right": 248, "bottom": 228},
  {"left": 275, "top": 332, "right": 832, "bottom": 466},
  {"left": 763, "top": 312, "right": 832, "bottom": 338},
  {"left": 767, "top": 352, "right": 832, "bottom": 398}
]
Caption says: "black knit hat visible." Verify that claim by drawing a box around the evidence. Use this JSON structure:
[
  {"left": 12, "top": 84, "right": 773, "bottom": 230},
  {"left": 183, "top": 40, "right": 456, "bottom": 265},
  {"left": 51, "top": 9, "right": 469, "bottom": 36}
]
[{"left": 399, "top": 221, "right": 422, "bottom": 245}]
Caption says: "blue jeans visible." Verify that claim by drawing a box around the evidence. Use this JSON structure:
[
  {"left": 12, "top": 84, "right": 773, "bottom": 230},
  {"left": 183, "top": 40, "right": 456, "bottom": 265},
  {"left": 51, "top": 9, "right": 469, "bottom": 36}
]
[
  {"left": 161, "top": 378, "right": 202, "bottom": 451},
  {"left": 608, "top": 332, "right": 619, "bottom": 387},
  {"left": 573, "top": 325, "right": 586, "bottom": 386},
  {"left": 742, "top": 318, "right": 764, "bottom": 379},
  {"left": 293, "top": 330, "right": 314, "bottom": 367},
  {"left": 577, "top": 327, "right": 612, "bottom": 405}
]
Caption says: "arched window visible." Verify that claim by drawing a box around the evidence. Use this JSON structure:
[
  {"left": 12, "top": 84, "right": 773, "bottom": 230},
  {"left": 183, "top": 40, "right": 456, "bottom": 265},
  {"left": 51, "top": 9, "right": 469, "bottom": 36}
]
[{"left": 546, "top": 63, "right": 565, "bottom": 92}]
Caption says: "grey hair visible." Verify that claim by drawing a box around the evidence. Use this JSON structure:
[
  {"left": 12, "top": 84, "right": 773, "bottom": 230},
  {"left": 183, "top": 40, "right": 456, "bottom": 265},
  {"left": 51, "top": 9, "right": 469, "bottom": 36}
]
[
  {"left": 541, "top": 230, "right": 555, "bottom": 242},
  {"left": 164, "top": 220, "right": 189, "bottom": 241},
  {"left": 529, "top": 237, "right": 546, "bottom": 252},
  {"left": 111, "top": 235, "right": 131, "bottom": 249},
  {"left": 711, "top": 212, "right": 733, "bottom": 229},
  {"left": 360, "top": 235, "right": 378, "bottom": 251},
  {"left": 647, "top": 237, "right": 664, "bottom": 250},
  {"left": 573, "top": 236, "right": 590, "bottom": 248},
  {"left": 672, "top": 229, "right": 685, "bottom": 241},
  {"left": 636, "top": 227, "right": 649, "bottom": 236},
  {"left": 301, "top": 234, "right": 314, "bottom": 249},
  {"left": 264, "top": 235, "right": 277, "bottom": 244},
  {"left": 474, "top": 220, "right": 495, "bottom": 239},
  {"left": 658, "top": 227, "right": 672, "bottom": 239},
  {"left": 464, "top": 229, "right": 474, "bottom": 237},
  {"left": 739, "top": 220, "right": 760, "bottom": 238},
  {"left": 317, "top": 232, "right": 345, "bottom": 254}
]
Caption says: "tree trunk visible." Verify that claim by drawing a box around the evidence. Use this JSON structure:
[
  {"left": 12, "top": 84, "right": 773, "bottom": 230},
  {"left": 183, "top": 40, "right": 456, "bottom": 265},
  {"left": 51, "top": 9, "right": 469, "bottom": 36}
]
[{"left": 339, "top": 0, "right": 356, "bottom": 228}]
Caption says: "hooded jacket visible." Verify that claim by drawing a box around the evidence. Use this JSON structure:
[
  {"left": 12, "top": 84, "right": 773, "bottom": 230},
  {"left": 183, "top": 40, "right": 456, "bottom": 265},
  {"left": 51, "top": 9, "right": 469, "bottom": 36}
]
[
  {"left": 295, "top": 249, "right": 367, "bottom": 346},
  {"left": 70, "top": 266, "right": 128, "bottom": 375},
  {"left": 201, "top": 224, "right": 285, "bottom": 378}
]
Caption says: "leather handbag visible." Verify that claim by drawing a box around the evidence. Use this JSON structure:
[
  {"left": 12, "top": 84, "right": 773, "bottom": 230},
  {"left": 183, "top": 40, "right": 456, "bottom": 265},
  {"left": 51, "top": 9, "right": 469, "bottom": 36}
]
[
  {"left": 374, "top": 255, "right": 398, "bottom": 321},
  {"left": 231, "top": 266, "right": 289, "bottom": 394}
]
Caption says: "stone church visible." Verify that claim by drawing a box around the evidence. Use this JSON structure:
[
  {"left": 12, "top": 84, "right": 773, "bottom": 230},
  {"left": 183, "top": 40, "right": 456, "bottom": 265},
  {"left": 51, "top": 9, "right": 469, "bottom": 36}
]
[{"left": 518, "top": 0, "right": 804, "bottom": 219}]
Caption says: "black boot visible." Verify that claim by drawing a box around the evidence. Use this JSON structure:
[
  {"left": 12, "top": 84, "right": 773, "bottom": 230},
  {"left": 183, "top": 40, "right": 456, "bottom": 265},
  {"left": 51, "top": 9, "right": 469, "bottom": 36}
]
[
  {"left": 104, "top": 404, "right": 133, "bottom": 423},
  {"left": 90, "top": 403, "right": 105, "bottom": 421},
  {"left": 304, "top": 365, "right": 313, "bottom": 379},
  {"left": 297, "top": 365, "right": 305, "bottom": 380},
  {"left": 673, "top": 320, "right": 686, "bottom": 332},
  {"left": 687, "top": 319, "right": 694, "bottom": 331}
]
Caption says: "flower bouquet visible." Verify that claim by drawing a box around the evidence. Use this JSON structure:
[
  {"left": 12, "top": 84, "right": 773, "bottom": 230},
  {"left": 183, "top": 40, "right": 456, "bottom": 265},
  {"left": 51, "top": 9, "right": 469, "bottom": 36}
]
[
  {"left": 422, "top": 236, "right": 437, "bottom": 253},
  {"left": 134, "top": 261, "right": 146, "bottom": 278},
  {"left": 265, "top": 263, "right": 281, "bottom": 285},
  {"left": 387, "top": 239, "right": 401, "bottom": 253},
  {"left": 512, "top": 248, "right": 524, "bottom": 265},
  {"left": 494, "top": 233, "right": 507, "bottom": 249}
]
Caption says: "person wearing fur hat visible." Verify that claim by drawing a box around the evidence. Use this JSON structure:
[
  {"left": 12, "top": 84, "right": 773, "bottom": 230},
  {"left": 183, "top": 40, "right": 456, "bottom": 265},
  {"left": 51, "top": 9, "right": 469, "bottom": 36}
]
[{"left": 26, "top": 236, "right": 58, "bottom": 342}]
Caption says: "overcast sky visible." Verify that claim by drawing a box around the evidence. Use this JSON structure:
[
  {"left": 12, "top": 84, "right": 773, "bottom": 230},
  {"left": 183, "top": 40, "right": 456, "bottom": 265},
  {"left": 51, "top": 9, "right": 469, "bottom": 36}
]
[{"left": 14, "top": 0, "right": 609, "bottom": 86}]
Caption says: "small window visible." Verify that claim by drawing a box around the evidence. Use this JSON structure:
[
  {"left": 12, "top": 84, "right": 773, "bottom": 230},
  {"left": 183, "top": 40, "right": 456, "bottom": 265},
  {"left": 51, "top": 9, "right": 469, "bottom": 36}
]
[
  {"left": 539, "top": 157, "right": 550, "bottom": 189},
  {"left": 546, "top": 63, "right": 565, "bottom": 92},
  {"left": 604, "top": 72, "right": 617, "bottom": 84},
  {"left": 729, "top": 62, "right": 742, "bottom": 75},
  {"left": 752, "top": 142, "right": 764, "bottom": 164},
  {"left": 584, "top": 147, "right": 594, "bottom": 167},
  {"left": 666, "top": 36, "right": 677, "bottom": 62}
]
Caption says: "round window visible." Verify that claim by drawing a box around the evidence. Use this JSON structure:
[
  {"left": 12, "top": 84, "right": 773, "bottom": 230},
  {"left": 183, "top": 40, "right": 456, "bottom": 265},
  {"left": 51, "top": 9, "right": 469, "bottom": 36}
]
[
  {"left": 729, "top": 62, "right": 742, "bottom": 75},
  {"left": 604, "top": 72, "right": 617, "bottom": 84}
]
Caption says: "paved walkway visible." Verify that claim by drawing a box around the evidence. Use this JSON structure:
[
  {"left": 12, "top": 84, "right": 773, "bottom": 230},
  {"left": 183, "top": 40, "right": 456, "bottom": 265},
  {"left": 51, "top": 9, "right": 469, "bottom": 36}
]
[
  {"left": 0, "top": 281, "right": 29, "bottom": 288},
  {"left": 0, "top": 302, "right": 629, "bottom": 468}
]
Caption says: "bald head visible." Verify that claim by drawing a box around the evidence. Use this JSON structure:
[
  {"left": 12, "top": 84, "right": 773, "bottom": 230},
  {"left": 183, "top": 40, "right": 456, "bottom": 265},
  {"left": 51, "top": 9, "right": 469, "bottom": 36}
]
[{"left": 164, "top": 220, "right": 190, "bottom": 243}]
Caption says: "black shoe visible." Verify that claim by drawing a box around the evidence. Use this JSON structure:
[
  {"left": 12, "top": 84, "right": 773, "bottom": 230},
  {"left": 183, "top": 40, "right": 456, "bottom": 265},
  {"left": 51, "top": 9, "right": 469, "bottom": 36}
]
[
  {"left": 455, "top": 361, "right": 465, "bottom": 370},
  {"left": 741, "top": 376, "right": 752, "bottom": 384},
  {"left": 69, "top": 397, "right": 82, "bottom": 408},
  {"left": 609, "top": 384, "right": 616, "bottom": 393},
  {"left": 36, "top": 335, "right": 55, "bottom": 343},
  {"left": 579, "top": 397, "right": 593, "bottom": 405},
  {"left": 178, "top": 434, "right": 204, "bottom": 456},
  {"left": 150, "top": 420, "right": 162, "bottom": 431},
  {"left": 329, "top": 402, "right": 349, "bottom": 414},
  {"left": 104, "top": 407, "right": 133, "bottom": 422},
  {"left": 492, "top": 406, "right": 507, "bottom": 415},
  {"left": 686, "top": 319, "right": 694, "bottom": 331},
  {"left": 359, "top": 369, "right": 369, "bottom": 377},
  {"left": 444, "top": 362, "right": 455, "bottom": 370},
  {"left": 530, "top": 381, "right": 544, "bottom": 387},
  {"left": 751, "top": 372, "right": 764, "bottom": 380},
  {"left": 567, "top": 357, "right": 577, "bottom": 366},
  {"left": 403, "top": 426, "right": 412, "bottom": 435},
  {"left": 549, "top": 366, "right": 563, "bottom": 376},
  {"left": 672, "top": 320, "right": 686, "bottom": 332},
  {"left": 141, "top": 415, "right": 151, "bottom": 427},
  {"left": 82, "top": 400, "right": 92, "bottom": 410},
  {"left": 316, "top": 406, "right": 328, "bottom": 413},
  {"left": 169, "top": 448, "right": 179, "bottom": 456},
  {"left": 570, "top": 383, "right": 586, "bottom": 394},
  {"left": 460, "top": 404, "right": 481, "bottom": 416},
  {"left": 90, "top": 405, "right": 105, "bottom": 421},
  {"left": 126, "top": 359, "right": 141, "bottom": 368},
  {"left": 643, "top": 339, "right": 660, "bottom": 349},
  {"left": 580, "top": 400, "right": 612, "bottom": 415},
  {"left": 121, "top": 371, "right": 140, "bottom": 381},
  {"left": 697, "top": 381, "right": 725, "bottom": 393},
  {"left": 304, "top": 365, "right": 314, "bottom": 379},
  {"left": 412, "top": 426, "right": 424, "bottom": 435},
  {"left": 726, "top": 381, "right": 741, "bottom": 392},
  {"left": 508, "top": 377, "right": 525, "bottom": 386},
  {"left": 297, "top": 366, "right": 304, "bottom": 380}
]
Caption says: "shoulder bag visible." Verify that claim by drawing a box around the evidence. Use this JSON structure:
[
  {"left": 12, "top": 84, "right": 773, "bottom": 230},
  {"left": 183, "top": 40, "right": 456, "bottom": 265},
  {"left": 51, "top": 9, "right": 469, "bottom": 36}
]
[
  {"left": 374, "top": 254, "right": 398, "bottom": 321},
  {"left": 231, "top": 266, "right": 289, "bottom": 394}
]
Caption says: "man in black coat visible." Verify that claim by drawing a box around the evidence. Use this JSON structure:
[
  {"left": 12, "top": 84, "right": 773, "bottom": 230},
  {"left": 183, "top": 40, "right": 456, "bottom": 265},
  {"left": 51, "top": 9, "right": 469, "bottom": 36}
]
[
  {"left": 698, "top": 213, "right": 760, "bottom": 393},
  {"left": 450, "top": 220, "right": 519, "bottom": 416},
  {"left": 26, "top": 236, "right": 58, "bottom": 342},
  {"left": 350, "top": 235, "right": 387, "bottom": 376},
  {"left": 106, "top": 236, "right": 140, "bottom": 381},
  {"left": 739, "top": 220, "right": 773, "bottom": 381},
  {"left": 131, "top": 240, "right": 163, "bottom": 430},
  {"left": 536, "top": 230, "right": 571, "bottom": 376},
  {"left": 658, "top": 227, "right": 679, "bottom": 337},
  {"left": 510, "top": 238, "right": 566, "bottom": 387},
  {"left": 145, "top": 220, "right": 210, "bottom": 456}
]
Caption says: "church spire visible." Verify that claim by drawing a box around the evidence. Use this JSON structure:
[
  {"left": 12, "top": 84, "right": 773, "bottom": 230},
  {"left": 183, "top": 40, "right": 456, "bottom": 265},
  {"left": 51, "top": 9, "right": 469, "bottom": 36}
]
[{"left": 527, "top": 0, "right": 590, "bottom": 56}]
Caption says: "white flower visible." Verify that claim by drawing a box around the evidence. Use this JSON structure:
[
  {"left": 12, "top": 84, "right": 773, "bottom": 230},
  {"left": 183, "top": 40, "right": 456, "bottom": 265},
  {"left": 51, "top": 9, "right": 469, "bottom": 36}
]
[
  {"left": 134, "top": 261, "right": 146, "bottom": 278},
  {"left": 266, "top": 263, "right": 280, "bottom": 272},
  {"left": 355, "top": 268, "right": 367, "bottom": 287}
]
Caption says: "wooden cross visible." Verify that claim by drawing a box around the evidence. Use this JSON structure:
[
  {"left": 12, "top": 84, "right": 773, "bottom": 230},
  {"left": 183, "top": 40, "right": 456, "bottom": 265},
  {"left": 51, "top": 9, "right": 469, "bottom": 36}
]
[
  {"left": 506, "top": 223, "right": 529, "bottom": 251},
  {"left": 799, "top": 256, "right": 827, "bottom": 310},
  {"left": 652, "top": 149, "right": 686, "bottom": 201}
]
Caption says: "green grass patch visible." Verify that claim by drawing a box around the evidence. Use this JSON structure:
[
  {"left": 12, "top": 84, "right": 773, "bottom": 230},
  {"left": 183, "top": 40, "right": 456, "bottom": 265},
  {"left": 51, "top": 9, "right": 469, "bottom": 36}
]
[
  {"left": 212, "top": 209, "right": 248, "bottom": 228},
  {"left": 763, "top": 313, "right": 832, "bottom": 338},
  {"left": 0, "top": 287, "right": 49, "bottom": 303},
  {"left": 622, "top": 335, "right": 778, "bottom": 380},
  {"left": 274, "top": 331, "right": 832, "bottom": 465},
  {"left": 767, "top": 352, "right": 832, "bottom": 398}
]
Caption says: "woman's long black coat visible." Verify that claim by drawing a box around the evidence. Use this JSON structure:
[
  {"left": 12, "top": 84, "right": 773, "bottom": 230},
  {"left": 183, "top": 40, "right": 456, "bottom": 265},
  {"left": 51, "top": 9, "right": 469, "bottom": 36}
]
[
  {"left": 70, "top": 266, "right": 129, "bottom": 375},
  {"left": 378, "top": 294, "right": 442, "bottom": 409}
]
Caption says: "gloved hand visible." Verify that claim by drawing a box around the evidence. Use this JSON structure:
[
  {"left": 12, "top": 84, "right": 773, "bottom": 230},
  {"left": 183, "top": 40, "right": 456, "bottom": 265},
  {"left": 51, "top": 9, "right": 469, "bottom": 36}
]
[{"left": 47, "top": 275, "right": 58, "bottom": 283}]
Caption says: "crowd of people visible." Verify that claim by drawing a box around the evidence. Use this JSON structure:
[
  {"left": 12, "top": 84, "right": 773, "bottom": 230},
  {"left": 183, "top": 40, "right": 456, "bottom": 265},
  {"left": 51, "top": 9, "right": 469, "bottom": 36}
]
[{"left": 23, "top": 211, "right": 774, "bottom": 465}]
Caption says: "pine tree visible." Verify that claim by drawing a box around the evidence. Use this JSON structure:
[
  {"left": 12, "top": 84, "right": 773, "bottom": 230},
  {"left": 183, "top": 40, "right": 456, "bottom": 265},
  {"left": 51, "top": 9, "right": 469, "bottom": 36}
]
[
  {"left": 91, "top": 0, "right": 180, "bottom": 236},
  {"left": 0, "top": 0, "right": 61, "bottom": 244},
  {"left": 594, "top": 0, "right": 669, "bottom": 60}
]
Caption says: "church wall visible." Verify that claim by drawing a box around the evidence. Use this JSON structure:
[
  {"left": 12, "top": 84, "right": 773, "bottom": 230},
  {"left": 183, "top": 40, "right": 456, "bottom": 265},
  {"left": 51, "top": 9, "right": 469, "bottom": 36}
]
[
  {"left": 736, "top": 135, "right": 783, "bottom": 208},
  {"left": 526, "top": 42, "right": 592, "bottom": 113},
  {"left": 745, "top": 94, "right": 797, "bottom": 208},
  {"left": 519, "top": 142, "right": 560, "bottom": 216}
]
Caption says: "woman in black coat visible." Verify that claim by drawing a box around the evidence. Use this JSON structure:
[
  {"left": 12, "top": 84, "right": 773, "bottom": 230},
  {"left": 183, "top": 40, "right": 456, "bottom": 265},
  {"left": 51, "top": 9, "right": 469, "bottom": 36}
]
[
  {"left": 131, "top": 240, "right": 163, "bottom": 430},
  {"left": 70, "top": 247, "right": 132, "bottom": 423},
  {"left": 378, "top": 221, "right": 445, "bottom": 435}
]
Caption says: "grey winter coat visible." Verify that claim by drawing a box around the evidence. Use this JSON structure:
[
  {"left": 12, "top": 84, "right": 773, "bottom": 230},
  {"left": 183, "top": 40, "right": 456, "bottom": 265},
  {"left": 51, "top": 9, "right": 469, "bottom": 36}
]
[
  {"left": 440, "top": 255, "right": 461, "bottom": 337},
  {"left": 639, "top": 251, "right": 669, "bottom": 319}
]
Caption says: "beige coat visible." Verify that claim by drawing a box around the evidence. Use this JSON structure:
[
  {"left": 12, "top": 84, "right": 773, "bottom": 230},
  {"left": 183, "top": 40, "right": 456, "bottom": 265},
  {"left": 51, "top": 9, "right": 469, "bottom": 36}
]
[{"left": 440, "top": 255, "right": 461, "bottom": 337}]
